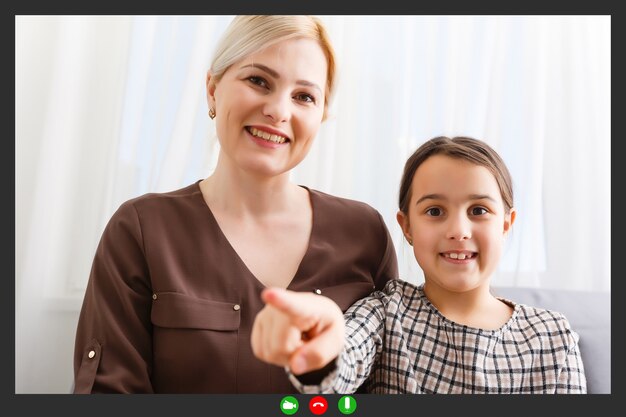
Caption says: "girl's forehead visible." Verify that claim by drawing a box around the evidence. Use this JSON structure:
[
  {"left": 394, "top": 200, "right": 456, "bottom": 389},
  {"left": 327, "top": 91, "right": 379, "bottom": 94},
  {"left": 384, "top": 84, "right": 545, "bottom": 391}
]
[
  {"left": 415, "top": 154, "right": 485, "bottom": 175},
  {"left": 411, "top": 155, "right": 501, "bottom": 196}
]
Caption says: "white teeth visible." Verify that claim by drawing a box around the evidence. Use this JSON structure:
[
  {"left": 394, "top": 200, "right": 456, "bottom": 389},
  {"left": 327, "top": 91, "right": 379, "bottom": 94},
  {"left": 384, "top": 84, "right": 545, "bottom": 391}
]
[
  {"left": 445, "top": 253, "right": 473, "bottom": 260},
  {"left": 249, "top": 127, "right": 287, "bottom": 144}
]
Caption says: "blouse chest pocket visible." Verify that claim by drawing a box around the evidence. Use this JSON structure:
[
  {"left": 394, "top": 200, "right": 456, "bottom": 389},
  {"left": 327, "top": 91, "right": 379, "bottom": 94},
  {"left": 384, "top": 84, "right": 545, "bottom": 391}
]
[
  {"left": 151, "top": 292, "right": 241, "bottom": 330},
  {"left": 150, "top": 292, "right": 241, "bottom": 392}
]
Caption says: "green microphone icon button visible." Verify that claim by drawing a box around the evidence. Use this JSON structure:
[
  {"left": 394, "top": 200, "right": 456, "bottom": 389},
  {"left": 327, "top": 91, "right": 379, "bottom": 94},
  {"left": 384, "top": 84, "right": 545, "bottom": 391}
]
[{"left": 338, "top": 395, "right": 357, "bottom": 414}]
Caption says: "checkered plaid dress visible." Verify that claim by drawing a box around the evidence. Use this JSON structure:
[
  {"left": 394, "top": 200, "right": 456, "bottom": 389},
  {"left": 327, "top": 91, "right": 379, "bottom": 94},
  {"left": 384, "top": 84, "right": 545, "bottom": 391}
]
[{"left": 289, "top": 280, "right": 587, "bottom": 394}]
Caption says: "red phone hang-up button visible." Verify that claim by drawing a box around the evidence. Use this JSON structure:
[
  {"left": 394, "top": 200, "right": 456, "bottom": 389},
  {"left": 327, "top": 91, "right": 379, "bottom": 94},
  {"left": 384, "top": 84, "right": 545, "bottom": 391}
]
[{"left": 309, "top": 395, "right": 328, "bottom": 415}]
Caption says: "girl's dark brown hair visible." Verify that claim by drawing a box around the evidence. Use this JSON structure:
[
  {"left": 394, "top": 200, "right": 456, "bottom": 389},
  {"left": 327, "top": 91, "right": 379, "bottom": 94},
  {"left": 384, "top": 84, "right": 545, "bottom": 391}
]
[{"left": 398, "top": 136, "right": 514, "bottom": 214}]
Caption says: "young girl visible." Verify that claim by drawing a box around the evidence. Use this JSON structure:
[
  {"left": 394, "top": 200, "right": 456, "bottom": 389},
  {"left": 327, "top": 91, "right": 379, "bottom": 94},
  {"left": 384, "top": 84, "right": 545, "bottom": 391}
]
[{"left": 251, "top": 136, "right": 587, "bottom": 394}]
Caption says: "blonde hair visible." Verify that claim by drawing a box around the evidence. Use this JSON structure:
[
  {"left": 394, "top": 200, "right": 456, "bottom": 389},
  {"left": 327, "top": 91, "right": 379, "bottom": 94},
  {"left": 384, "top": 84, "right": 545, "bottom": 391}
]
[{"left": 210, "top": 15, "right": 337, "bottom": 119}]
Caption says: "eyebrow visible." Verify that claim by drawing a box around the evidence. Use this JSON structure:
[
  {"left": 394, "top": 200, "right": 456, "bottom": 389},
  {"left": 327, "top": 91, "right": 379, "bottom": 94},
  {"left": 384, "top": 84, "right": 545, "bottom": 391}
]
[
  {"left": 415, "top": 193, "right": 498, "bottom": 205},
  {"left": 240, "top": 63, "right": 323, "bottom": 95}
]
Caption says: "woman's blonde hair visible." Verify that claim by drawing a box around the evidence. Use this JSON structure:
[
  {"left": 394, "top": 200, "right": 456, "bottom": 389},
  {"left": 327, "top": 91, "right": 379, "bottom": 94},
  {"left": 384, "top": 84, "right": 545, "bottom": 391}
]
[{"left": 210, "top": 15, "right": 337, "bottom": 119}]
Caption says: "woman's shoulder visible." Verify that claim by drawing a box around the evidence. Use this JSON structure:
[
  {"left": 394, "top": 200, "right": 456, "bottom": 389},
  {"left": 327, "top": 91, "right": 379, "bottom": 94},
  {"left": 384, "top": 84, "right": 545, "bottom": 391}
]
[
  {"left": 125, "top": 181, "right": 201, "bottom": 205},
  {"left": 116, "top": 181, "right": 201, "bottom": 211},
  {"left": 111, "top": 181, "right": 204, "bottom": 222},
  {"left": 306, "top": 187, "right": 385, "bottom": 222}
]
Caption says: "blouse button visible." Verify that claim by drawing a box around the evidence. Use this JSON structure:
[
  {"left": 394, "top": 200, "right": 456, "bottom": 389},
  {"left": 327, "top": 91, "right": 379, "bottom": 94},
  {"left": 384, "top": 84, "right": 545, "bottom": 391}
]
[
  {"left": 314, "top": 289, "right": 322, "bottom": 295},
  {"left": 233, "top": 304, "right": 241, "bottom": 311},
  {"left": 88, "top": 350, "right": 96, "bottom": 359},
  {"left": 152, "top": 294, "right": 157, "bottom": 300}
]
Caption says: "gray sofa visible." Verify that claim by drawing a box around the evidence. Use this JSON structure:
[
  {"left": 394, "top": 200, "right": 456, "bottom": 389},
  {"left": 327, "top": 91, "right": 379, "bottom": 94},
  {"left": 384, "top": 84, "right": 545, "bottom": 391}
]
[{"left": 493, "top": 287, "right": 610, "bottom": 394}]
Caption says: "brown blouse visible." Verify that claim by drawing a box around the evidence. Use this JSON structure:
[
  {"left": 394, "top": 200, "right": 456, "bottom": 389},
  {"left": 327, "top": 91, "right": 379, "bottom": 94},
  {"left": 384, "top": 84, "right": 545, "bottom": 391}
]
[{"left": 73, "top": 181, "right": 398, "bottom": 393}]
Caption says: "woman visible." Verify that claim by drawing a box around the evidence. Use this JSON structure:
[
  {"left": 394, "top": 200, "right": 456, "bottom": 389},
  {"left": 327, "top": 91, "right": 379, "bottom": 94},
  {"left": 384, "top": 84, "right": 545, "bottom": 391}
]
[{"left": 73, "top": 15, "right": 398, "bottom": 393}]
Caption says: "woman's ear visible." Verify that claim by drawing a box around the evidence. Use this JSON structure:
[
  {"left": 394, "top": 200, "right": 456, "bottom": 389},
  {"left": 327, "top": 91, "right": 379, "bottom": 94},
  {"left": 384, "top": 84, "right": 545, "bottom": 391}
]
[
  {"left": 206, "top": 70, "right": 217, "bottom": 110},
  {"left": 503, "top": 208, "right": 516, "bottom": 235}
]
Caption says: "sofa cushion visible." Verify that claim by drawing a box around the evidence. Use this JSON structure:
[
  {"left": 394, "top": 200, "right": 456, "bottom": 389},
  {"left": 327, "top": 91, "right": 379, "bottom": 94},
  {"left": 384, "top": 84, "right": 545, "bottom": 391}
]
[{"left": 493, "top": 286, "right": 610, "bottom": 394}]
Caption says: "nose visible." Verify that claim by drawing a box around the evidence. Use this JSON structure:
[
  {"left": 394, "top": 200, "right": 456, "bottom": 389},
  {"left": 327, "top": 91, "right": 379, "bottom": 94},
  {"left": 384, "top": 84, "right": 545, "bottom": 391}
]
[
  {"left": 446, "top": 213, "right": 472, "bottom": 241},
  {"left": 263, "top": 92, "right": 291, "bottom": 124}
]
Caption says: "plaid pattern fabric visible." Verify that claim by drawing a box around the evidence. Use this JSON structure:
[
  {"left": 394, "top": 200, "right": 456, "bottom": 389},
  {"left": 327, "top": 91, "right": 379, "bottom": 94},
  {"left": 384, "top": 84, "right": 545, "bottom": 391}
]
[{"left": 289, "top": 280, "right": 587, "bottom": 394}]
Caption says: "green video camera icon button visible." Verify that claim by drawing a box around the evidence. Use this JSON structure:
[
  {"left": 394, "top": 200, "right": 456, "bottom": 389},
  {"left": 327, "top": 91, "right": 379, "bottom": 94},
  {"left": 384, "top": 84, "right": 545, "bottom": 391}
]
[
  {"left": 280, "top": 396, "right": 299, "bottom": 415},
  {"left": 338, "top": 395, "right": 357, "bottom": 414}
]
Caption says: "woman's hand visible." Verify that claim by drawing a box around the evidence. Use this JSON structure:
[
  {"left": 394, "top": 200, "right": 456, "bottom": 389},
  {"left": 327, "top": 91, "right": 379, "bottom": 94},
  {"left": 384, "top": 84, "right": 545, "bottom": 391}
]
[{"left": 251, "top": 287, "right": 345, "bottom": 375}]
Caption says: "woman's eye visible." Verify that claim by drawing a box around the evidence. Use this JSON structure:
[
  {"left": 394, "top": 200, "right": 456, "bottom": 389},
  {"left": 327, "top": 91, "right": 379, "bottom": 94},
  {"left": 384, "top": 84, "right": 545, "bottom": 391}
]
[
  {"left": 471, "top": 207, "right": 488, "bottom": 215},
  {"left": 294, "top": 93, "right": 315, "bottom": 103},
  {"left": 425, "top": 207, "right": 443, "bottom": 217},
  {"left": 247, "top": 76, "right": 268, "bottom": 88}
]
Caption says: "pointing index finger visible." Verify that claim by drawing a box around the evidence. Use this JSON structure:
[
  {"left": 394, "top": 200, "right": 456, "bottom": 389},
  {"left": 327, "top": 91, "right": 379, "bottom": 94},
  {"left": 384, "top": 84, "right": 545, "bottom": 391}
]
[{"left": 261, "top": 287, "right": 331, "bottom": 329}]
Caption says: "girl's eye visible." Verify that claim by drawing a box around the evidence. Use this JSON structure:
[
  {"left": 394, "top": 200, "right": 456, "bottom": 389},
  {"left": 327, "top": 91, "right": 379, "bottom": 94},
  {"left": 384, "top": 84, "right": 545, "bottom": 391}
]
[
  {"left": 425, "top": 207, "right": 443, "bottom": 217},
  {"left": 247, "top": 76, "right": 268, "bottom": 88},
  {"left": 471, "top": 207, "right": 488, "bottom": 216},
  {"left": 294, "top": 93, "right": 316, "bottom": 104}
]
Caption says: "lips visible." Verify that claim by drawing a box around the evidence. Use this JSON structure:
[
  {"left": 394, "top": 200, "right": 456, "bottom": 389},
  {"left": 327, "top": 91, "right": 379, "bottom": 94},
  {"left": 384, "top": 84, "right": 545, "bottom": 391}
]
[{"left": 246, "top": 126, "right": 290, "bottom": 144}]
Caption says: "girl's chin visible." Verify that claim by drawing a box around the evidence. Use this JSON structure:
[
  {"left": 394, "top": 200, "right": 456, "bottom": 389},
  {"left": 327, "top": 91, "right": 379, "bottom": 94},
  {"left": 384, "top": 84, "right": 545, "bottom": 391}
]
[{"left": 426, "top": 278, "right": 485, "bottom": 293}]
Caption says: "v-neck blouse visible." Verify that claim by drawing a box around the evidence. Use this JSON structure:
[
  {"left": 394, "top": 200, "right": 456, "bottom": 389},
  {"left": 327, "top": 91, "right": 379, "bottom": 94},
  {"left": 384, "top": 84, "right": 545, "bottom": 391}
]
[
  {"left": 73, "top": 181, "right": 398, "bottom": 393},
  {"left": 199, "top": 183, "right": 325, "bottom": 292}
]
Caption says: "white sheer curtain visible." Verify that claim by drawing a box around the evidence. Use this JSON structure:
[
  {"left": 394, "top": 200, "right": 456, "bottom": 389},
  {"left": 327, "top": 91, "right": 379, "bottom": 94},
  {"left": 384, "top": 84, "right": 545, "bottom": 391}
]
[
  {"left": 296, "top": 16, "right": 610, "bottom": 291},
  {"left": 15, "top": 15, "right": 610, "bottom": 393}
]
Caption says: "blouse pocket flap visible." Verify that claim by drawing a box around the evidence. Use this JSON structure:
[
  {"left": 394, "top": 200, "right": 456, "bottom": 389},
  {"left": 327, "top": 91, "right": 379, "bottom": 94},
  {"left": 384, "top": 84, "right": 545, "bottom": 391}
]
[{"left": 151, "top": 292, "right": 240, "bottom": 331}]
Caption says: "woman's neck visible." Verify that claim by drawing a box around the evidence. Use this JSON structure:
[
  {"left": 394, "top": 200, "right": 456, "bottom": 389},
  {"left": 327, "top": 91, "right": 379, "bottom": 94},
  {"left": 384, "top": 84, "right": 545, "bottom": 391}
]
[{"left": 201, "top": 160, "right": 303, "bottom": 218}]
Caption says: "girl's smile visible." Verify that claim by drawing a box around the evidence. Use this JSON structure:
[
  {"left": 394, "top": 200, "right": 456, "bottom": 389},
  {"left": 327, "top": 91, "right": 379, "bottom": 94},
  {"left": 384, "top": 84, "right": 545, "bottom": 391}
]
[{"left": 440, "top": 250, "right": 478, "bottom": 264}]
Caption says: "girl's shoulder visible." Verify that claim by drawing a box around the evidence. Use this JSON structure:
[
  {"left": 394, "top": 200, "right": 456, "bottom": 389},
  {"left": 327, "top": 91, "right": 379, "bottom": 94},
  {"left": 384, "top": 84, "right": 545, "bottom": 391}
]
[
  {"left": 502, "top": 299, "right": 580, "bottom": 344},
  {"left": 374, "top": 279, "right": 427, "bottom": 311},
  {"left": 344, "top": 279, "right": 424, "bottom": 323},
  {"left": 499, "top": 297, "right": 569, "bottom": 326}
]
